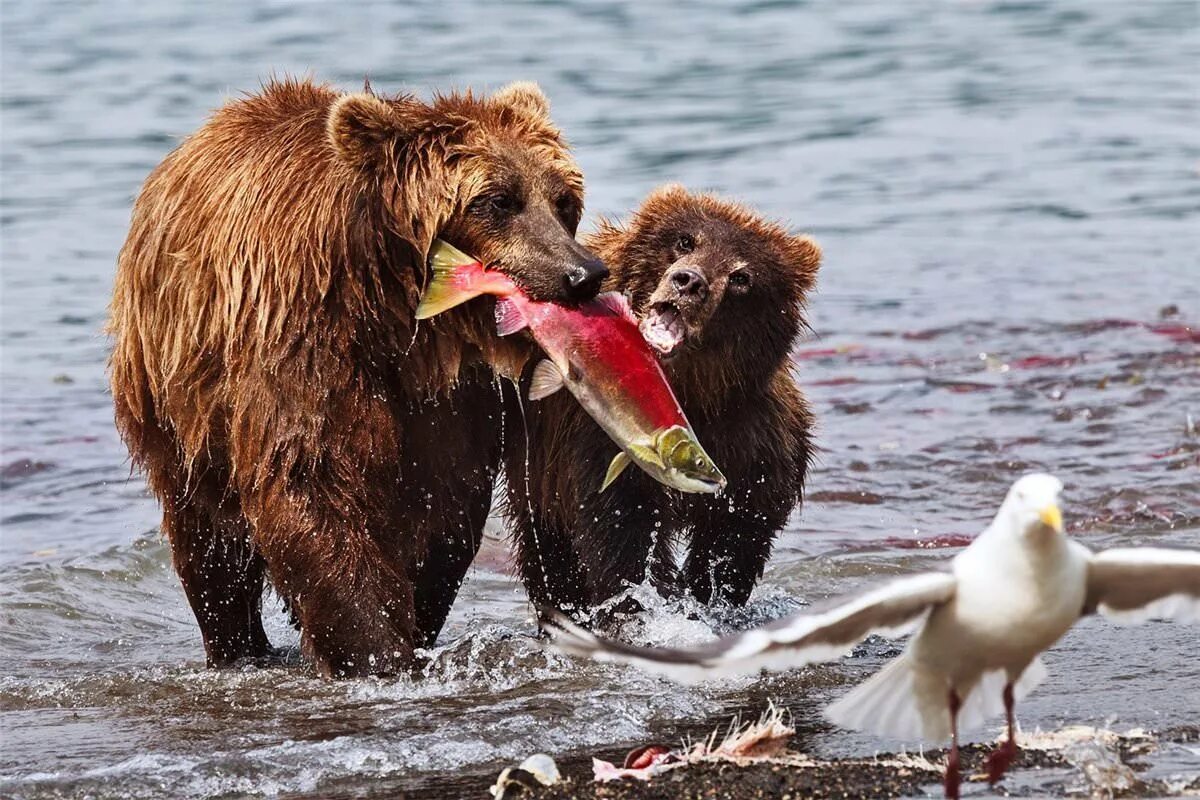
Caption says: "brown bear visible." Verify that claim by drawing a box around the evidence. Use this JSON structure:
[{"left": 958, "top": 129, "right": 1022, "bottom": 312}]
[
  {"left": 107, "top": 78, "right": 607, "bottom": 677},
  {"left": 503, "top": 185, "right": 819, "bottom": 615}
]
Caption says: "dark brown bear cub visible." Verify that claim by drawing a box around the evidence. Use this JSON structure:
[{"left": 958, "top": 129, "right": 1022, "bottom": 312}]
[{"left": 504, "top": 185, "right": 819, "bottom": 615}]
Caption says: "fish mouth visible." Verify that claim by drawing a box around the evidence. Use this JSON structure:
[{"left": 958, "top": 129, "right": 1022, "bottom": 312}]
[
  {"left": 639, "top": 302, "right": 687, "bottom": 357},
  {"left": 670, "top": 472, "right": 726, "bottom": 495},
  {"left": 694, "top": 475, "right": 726, "bottom": 494}
]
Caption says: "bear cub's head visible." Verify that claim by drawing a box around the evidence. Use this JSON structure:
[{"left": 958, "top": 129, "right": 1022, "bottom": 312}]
[
  {"left": 328, "top": 81, "right": 607, "bottom": 303},
  {"left": 594, "top": 185, "right": 820, "bottom": 381}
]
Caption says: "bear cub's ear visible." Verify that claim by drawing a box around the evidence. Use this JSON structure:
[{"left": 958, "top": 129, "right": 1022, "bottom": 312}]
[
  {"left": 786, "top": 233, "right": 822, "bottom": 291},
  {"left": 644, "top": 183, "right": 689, "bottom": 202},
  {"left": 328, "top": 92, "right": 411, "bottom": 165},
  {"left": 639, "top": 183, "right": 690, "bottom": 214},
  {"left": 493, "top": 81, "right": 550, "bottom": 120}
]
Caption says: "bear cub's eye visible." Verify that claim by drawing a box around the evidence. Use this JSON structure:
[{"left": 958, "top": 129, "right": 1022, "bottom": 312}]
[
  {"left": 675, "top": 233, "right": 696, "bottom": 255},
  {"left": 728, "top": 270, "right": 751, "bottom": 293}
]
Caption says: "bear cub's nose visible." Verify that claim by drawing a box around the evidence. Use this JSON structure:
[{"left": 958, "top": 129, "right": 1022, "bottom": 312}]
[
  {"left": 669, "top": 268, "right": 708, "bottom": 300},
  {"left": 564, "top": 257, "right": 609, "bottom": 301}
]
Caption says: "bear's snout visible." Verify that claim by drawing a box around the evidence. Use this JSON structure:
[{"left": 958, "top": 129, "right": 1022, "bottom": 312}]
[
  {"left": 667, "top": 267, "right": 708, "bottom": 301},
  {"left": 564, "top": 256, "right": 608, "bottom": 301}
]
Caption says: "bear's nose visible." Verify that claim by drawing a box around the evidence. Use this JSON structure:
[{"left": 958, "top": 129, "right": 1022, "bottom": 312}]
[
  {"left": 669, "top": 268, "right": 708, "bottom": 300},
  {"left": 564, "top": 257, "right": 608, "bottom": 301}
]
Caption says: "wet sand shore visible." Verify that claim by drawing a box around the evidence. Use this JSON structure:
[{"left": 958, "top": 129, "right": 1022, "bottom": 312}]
[{"left": 520, "top": 727, "right": 1200, "bottom": 800}]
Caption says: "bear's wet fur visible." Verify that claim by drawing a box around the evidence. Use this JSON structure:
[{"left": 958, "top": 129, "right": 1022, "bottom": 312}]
[
  {"left": 504, "top": 185, "right": 819, "bottom": 615},
  {"left": 108, "top": 78, "right": 607, "bottom": 677}
]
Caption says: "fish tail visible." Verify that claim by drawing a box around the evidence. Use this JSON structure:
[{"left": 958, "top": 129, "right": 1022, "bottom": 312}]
[{"left": 415, "top": 239, "right": 513, "bottom": 319}]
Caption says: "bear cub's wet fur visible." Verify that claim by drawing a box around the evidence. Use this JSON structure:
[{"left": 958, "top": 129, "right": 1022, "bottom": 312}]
[{"left": 504, "top": 185, "right": 819, "bottom": 615}]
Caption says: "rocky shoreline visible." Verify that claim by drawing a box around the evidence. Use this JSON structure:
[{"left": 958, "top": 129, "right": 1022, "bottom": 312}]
[{"left": 502, "top": 726, "right": 1200, "bottom": 800}]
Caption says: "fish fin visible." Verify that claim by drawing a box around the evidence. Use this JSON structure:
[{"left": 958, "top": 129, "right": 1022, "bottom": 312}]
[
  {"left": 528, "top": 359, "right": 565, "bottom": 400},
  {"left": 495, "top": 297, "right": 528, "bottom": 336},
  {"left": 597, "top": 291, "right": 638, "bottom": 325},
  {"left": 415, "top": 239, "right": 483, "bottom": 320},
  {"left": 601, "top": 452, "right": 631, "bottom": 492},
  {"left": 630, "top": 442, "right": 665, "bottom": 470}
]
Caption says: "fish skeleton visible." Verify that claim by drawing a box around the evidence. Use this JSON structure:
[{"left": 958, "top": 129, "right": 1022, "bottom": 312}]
[{"left": 416, "top": 240, "right": 726, "bottom": 494}]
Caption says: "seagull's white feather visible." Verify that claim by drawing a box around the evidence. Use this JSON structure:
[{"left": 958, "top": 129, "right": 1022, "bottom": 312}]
[
  {"left": 826, "top": 654, "right": 926, "bottom": 739},
  {"left": 827, "top": 654, "right": 1050, "bottom": 742},
  {"left": 543, "top": 572, "right": 956, "bottom": 684},
  {"left": 1085, "top": 547, "right": 1200, "bottom": 623},
  {"left": 545, "top": 614, "right": 720, "bottom": 684},
  {"left": 751, "top": 572, "right": 957, "bottom": 650},
  {"left": 963, "top": 657, "right": 1048, "bottom": 733}
]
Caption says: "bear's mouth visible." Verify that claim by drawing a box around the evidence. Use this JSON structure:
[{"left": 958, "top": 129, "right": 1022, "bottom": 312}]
[{"left": 639, "top": 302, "right": 687, "bottom": 357}]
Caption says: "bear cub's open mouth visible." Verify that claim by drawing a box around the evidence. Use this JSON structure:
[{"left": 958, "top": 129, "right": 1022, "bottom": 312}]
[{"left": 640, "top": 302, "right": 687, "bottom": 357}]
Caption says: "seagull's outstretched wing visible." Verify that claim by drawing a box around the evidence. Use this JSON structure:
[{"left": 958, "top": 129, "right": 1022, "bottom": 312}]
[
  {"left": 542, "top": 572, "right": 957, "bottom": 684},
  {"left": 1085, "top": 547, "right": 1200, "bottom": 623}
]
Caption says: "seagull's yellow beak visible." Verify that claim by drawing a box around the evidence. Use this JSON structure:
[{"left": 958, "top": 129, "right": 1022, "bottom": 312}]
[{"left": 1039, "top": 504, "right": 1064, "bottom": 533}]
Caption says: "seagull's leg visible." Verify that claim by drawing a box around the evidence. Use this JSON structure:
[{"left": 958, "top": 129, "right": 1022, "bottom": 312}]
[
  {"left": 985, "top": 682, "right": 1019, "bottom": 784},
  {"left": 944, "top": 689, "right": 962, "bottom": 800}
]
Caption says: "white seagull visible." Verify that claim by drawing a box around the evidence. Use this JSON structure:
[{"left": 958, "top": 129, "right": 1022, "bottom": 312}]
[{"left": 544, "top": 474, "right": 1200, "bottom": 799}]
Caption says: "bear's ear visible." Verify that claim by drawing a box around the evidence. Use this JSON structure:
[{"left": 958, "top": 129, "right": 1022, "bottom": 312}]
[
  {"left": 642, "top": 183, "right": 690, "bottom": 207},
  {"left": 584, "top": 217, "right": 626, "bottom": 254},
  {"left": 493, "top": 81, "right": 550, "bottom": 120},
  {"left": 633, "top": 183, "right": 691, "bottom": 224},
  {"left": 328, "top": 92, "right": 412, "bottom": 165},
  {"left": 786, "top": 234, "right": 822, "bottom": 288}
]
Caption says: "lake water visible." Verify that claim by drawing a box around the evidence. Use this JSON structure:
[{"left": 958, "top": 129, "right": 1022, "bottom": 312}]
[{"left": 1, "top": 1, "right": 1198, "bottom": 797}]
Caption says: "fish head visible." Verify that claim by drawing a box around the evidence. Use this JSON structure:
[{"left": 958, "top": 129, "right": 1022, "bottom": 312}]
[{"left": 653, "top": 425, "right": 726, "bottom": 494}]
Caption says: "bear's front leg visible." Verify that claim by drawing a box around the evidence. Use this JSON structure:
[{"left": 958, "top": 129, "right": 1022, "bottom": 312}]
[
  {"left": 233, "top": 384, "right": 425, "bottom": 678},
  {"left": 573, "top": 473, "right": 676, "bottom": 609},
  {"left": 404, "top": 375, "right": 508, "bottom": 648},
  {"left": 252, "top": 496, "right": 422, "bottom": 678},
  {"left": 680, "top": 494, "right": 788, "bottom": 607}
]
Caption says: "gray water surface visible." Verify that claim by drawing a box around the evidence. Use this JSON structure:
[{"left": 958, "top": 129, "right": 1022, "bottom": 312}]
[{"left": 2, "top": 1, "right": 1198, "bottom": 798}]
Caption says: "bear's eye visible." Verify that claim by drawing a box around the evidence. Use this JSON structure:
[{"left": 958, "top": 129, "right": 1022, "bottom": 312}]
[
  {"left": 728, "top": 270, "right": 751, "bottom": 293},
  {"left": 675, "top": 233, "right": 696, "bottom": 255},
  {"left": 555, "top": 194, "right": 580, "bottom": 226},
  {"left": 473, "top": 191, "right": 522, "bottom": 217}
]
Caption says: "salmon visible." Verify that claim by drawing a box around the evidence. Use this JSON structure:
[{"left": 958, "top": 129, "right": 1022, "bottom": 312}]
[{"left": 416, "top": 240, "right": 725, "bottom": 494}]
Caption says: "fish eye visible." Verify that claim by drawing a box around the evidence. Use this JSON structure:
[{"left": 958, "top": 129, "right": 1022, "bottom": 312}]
[
  {"left": 728, "top": 270, "right": 751, "bottom": 293},
  {"left": 675, "top": 233, "right": 695, "bottom": 255}
]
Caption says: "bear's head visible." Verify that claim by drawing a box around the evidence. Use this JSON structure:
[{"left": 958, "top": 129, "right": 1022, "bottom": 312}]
[
  {"left": 327, "top": 81, "right": 606, "bottom": 303},
  {"left": 593, "top": 185, "right": 821, "bottom": 392}
]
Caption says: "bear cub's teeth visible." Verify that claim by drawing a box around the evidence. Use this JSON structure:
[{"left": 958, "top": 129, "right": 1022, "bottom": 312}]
[{"left": 640, "top": 304, "right": 686, "bottom": 357}]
